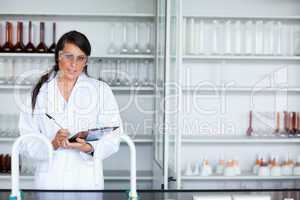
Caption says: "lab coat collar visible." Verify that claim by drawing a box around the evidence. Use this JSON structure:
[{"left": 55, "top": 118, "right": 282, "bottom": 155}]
[{"left": 44, "top": 71, "right": 89, "bottom": 113}]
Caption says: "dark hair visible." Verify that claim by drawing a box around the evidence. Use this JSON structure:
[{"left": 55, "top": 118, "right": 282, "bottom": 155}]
[{"left": 31, "top": 30, "right": 91, "bottom": 112}]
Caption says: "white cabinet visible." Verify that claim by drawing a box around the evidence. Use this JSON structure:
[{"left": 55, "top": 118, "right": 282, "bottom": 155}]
[
  {"left": 164, "top": 0, "right": 300, "bottom": 189},
  {"left": 0, "top": 0, "right": 157, "bottom": 190},
  {"left": 2, "top": 0, "right": 300, "bottom": 191}
]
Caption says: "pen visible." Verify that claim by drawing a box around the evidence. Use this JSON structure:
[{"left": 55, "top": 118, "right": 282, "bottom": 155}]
[{"left": 45, "top": 113, "right": 64, "bottom": 129}]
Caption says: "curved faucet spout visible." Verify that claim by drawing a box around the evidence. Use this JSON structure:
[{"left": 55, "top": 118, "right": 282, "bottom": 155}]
[
  {"left": 119, "top": 134, "right": 138, "bottom": 199},
  {"left": 94, "top": 134, "right": 138, "bottom": 199},
  {"left": 10, "top": 134, "right": 53, "bottom": 200}
]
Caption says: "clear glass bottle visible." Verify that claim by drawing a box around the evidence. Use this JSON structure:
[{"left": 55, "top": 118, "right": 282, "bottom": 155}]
[
  {"left": 107, "top": 23, "right": 117, "bottom": 54},
  {"left": 255, "top": 20, "right": 264, "bottom": 55},
  {"left": 244, "top": 20, "right": 254, "bottom": 55},
  {"left": 224, "top": 20, "right": 232, "bottom": 55},
  {"left": 273, "top": 21, "right": 282, "bottom": 56},
  {"left": 263, "top": 21, "right": 274, "bottom": 55},
  {"left": 133, "top": 22, "right": 141, "bottom": 54},
  {"left": 294, "top": 25, "right": 300, "bottom": 56},
  {"left": 188, "top": 17, "right": 195, "bottom": 55},
  {"left": 145, "top": 22, "right": 153, "bottom": 54},
  {"left": 120, "top": 23, "right": 130, "bottom": 54},
  {"left": 234, "top": 20, "right": 242, "bottom": 55}
]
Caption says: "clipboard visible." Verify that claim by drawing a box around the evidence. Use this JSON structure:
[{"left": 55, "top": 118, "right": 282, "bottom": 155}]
[{"left": 68, "top": 126, "right": 119, "bottom": 143}]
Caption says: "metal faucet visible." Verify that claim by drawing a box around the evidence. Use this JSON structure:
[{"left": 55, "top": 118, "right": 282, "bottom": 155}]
[
  {"left": 119, "top": 134, "right": 138, "bottom": 200},
  {"left": 94, "top": 134, "right": 138, "bottom": 200},
  {"left": 10, "top": 134, "right": 138, "bottom": 200},
  {"left": 9, "top": 134, "right": 53, "bottom": 200}
]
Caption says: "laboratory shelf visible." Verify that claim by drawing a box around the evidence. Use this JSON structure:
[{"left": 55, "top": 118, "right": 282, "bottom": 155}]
[
  {"left": 111, "top": 86, "right": 154, "bottom": 92},
  {"left": 0, "top": 12, "right": 155, "bottom": 18},
  {"left": 0, "top": 134, "right": 153, "bottom": 144},
  {"left": 0, "top": 85, "right": 33, "bottom": 90},
  {"left": 104, "top": 170, "right": 153, "bottom": 180},
  {"left": 182, "top": 86, "right": 300, "bottom": 93},
  {"left": 0, "top": 84, "right": 154, "bottom": 92},
  {"left": 0, "top": 53, "right": 154, "bottom": 59},
  {"left": 99, "top": 54, "right": 155, "bottom": 59},
  {"left": 0, "top": 170, "right": 153, "bottom": 181},
  {"left": 181, "top": 135, "right": 300, "bottom": 144},
  {"left": 182, "top": 55, "right": 300, "bottom": 61},
  {"left": 183, "top": 15, "right": 300, "bottom": 20},
  {"left": 182, "top": 171, "right": 300, "bottom": 180}
]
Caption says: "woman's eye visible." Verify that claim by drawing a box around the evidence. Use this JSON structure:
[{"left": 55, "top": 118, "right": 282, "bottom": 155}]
[
  {"left": 78, "top": 56, "right": 86, "bottom": 62},
  {"left": 65, "top": 54, "right": 74, "bottom": 60}
]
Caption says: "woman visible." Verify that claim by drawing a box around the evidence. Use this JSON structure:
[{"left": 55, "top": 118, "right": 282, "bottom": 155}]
[{"left": 18, "top": 31, "right": 122, "bottom": 190}]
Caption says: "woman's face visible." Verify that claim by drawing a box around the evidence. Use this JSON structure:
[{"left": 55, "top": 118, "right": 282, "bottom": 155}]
[{"left": 58, "top": 43, "right": 88, "bottom": 81}]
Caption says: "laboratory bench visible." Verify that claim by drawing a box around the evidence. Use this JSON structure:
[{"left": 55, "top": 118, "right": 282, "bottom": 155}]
[{"left": 0, "top": 189, "right": 299, "bottom": 200}]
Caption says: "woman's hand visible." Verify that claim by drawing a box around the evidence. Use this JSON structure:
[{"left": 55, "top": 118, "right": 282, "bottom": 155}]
[
  {"left": 61, "top": 138, "right": 93, "bottom": 153},
  {"left": 52, "top": 129, "right": 70, "bottom": 150}
]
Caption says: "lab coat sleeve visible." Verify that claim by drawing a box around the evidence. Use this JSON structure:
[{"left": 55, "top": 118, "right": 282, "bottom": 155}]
[
  {"left": 82, "top": 83, "right": 122, "bottom": 160},
  {"left": 18, "top": 94, "right": 52, "bottom": 161}
]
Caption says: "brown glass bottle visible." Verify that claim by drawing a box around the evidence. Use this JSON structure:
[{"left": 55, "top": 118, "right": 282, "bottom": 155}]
[
  {"left": 48, "top": 22, "right": 56, "bottom": 53},
  {"left": 25, "top": 21, "right": 36, "bottom": 53},
  {"left": 296, "top": 112, "right": 300, "bottom": 134},
  {"left": 7, "top": 155, "right": 11, "bottom": 173},
  {"left": 275, "top": 112, "right": 280, "bottom": 133},
  {"left": 36, "top": 22, "right": 48, "bottom": 53},
  {"left": 14, "top": 22, "right": 25, "bottom": 52},
  {"left": 246, "top": 110, "right": 253, "bottom": 136},
  {"left": 2, "top": 22, "right": 14, "bottom": 52},
  {"left": 284, "top": 111, "right": 289, "bottom": 133},
  {"left": 0, "top": 23, "right": 2, "bottom": 52},
  {"left": 3, "top": 154, "right": 9, "bottom": 173},
  {"left": 0, "top": 154, "right": 3, "bottom": 172},
  {"left": 290, "top": 112, "right": 297, "bottom": 134}
]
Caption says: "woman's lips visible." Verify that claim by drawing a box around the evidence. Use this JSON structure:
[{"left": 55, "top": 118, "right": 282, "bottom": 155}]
[{"left": 67, "top": 69, "right": 76, "bottom": 74}]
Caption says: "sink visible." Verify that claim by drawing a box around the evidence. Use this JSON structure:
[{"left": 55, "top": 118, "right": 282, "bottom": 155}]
[
  {"left": 232, "top": 195, "right": 271, "bottom": 200},
  {"left": 193, "top": 195, "right": 232, "bottom": 200}
]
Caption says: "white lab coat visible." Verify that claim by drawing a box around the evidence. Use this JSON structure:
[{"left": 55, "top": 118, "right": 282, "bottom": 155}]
[{"left": 18, "top": 72, "right": 122, "bottom": 190}]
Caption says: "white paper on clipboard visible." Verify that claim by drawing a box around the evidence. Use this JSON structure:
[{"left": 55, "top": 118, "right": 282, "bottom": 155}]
[{"left": 86, "top": 127, "right": 115, "bottom": 141}]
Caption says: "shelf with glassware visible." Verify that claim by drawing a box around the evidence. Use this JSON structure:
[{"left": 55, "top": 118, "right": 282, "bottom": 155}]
[
  {"left": 0, "top": 17, "right": 155, "bottom": 55},
  {"left": 183, "top": 15, "right": 300, "bottom": 20},
  {"left": 182, "top": 16, "right": 300, "bottom": 59},
  {"left": 180, "top": 59, "right": 300, "bottom": 95},
  {"left": 0, "top": 112, "right": 154, "bottom": 142},
  {"left": 172, "top": 0, "right": 300, "bottom": 190},
  {"left": 0, "top": 18, "right": 156, "bottom": 90},
  {"left": 180, "top": 135, "right": 300, "bottom": 144},
  {"left": 0, "top": 12, "right": 155, "bottom": 18},
  {"left": 0, "top": 170, "right": 154, "bottom": 181},
  {"left": 0, "top": 57, "right": 155, "bottom": 92},
  {"left": 0, "top": 152, "right": 153, "bottom": 179},
  {"left": 182, "top": 173, "right": 300, "bottom": 181},
  {"left": 0, "top": 84, "right": 154, "bottom": 92},
  {"left": 0, "top": 134, "right": 153, "bottom": 144},
  {"left": 0, "top": 53, "right": 155, "bottom": 59},
  {"left": 182, "top": 86, "right": 300, "bottom": 93},
  {"left": 182, "top": 55, "right": 300, "bottom": 61},
  {"left": 181, "top": 152, "right": 300, "bottom": 181},
  {"left": 176, "top": 106, "right": 300, "bottom": 143},
  {"left": 0, "top": 152, "right": 153, "bottom": 182}
]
